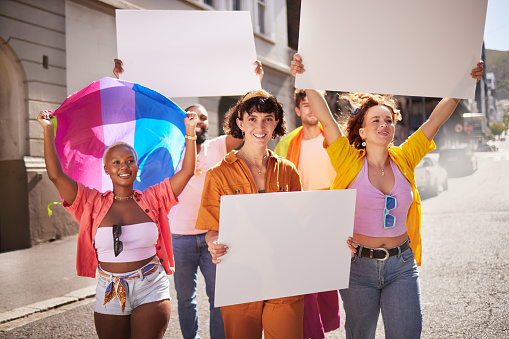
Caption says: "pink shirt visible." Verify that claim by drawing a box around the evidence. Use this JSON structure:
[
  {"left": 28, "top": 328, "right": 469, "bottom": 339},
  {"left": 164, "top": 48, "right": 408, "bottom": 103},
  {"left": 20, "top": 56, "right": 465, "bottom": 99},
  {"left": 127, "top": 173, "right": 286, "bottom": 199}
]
[
  {"left": 349, "top": 157, "right": 412, "bottom": 237},
  {"left": 63, "top": 177, "right": 178, "bottom": 278},
  {"left": 297, "top": 134, "right": 336, "bottom": 190},
  {"left": 169, "top": 135, "right": 227, "bottom": 235}
]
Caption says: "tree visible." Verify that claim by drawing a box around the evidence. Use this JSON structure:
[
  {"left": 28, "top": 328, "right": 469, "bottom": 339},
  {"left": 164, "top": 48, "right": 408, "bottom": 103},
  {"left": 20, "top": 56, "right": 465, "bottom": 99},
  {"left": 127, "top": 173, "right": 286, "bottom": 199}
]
[
  {"left": 502, "top": 113, "right": 509, "bottom": 130},
  {"left": 489, "top": 121, "right": 506, "bottom": 137}
]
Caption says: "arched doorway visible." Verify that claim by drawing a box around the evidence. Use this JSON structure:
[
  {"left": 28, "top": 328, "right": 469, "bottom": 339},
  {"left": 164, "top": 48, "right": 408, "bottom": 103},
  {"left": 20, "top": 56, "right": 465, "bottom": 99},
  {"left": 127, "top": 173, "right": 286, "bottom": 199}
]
[{"left": 0, "top": 38, "right": 31, "bottom": 251}]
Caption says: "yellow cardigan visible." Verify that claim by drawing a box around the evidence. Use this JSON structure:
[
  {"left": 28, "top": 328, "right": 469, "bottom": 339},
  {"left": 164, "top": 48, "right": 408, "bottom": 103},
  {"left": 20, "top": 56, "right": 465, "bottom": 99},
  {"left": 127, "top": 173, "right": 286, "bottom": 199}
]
[{"left": 325, "top": 128, "right": 435, "bottom": 266}]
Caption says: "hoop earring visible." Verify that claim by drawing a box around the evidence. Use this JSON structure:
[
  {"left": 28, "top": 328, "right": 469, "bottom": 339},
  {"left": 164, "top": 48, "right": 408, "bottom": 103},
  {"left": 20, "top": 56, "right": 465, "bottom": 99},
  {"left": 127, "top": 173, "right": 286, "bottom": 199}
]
[{"left": 361, "top": 140, "right": 366, "bottom": 147}]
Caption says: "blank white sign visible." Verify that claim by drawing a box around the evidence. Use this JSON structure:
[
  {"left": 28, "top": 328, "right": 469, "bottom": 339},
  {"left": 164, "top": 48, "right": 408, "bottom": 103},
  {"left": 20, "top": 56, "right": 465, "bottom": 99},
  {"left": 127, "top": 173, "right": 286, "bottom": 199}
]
[
  {"left": 296, "top": 0, "right": 488, "bottom": 99},
  {"left": 215, "top": 190, "right": 356, "bottom": 307},
  {"left": 116, "top": 10, "right": 261, "bottom": 98}
]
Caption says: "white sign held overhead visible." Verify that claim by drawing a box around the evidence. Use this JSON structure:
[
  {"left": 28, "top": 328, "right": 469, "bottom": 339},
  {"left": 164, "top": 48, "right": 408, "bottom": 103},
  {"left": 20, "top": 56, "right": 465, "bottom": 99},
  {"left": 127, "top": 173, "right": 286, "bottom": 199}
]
[
  {"left": 116, "top": 10, "right": 261, "bottom": 98},
  {"left": 215, "top": 189, "right": 356, "bottom": 308},
  {"left": 296, "top": 0, "right": 488, "bottom": 99}
]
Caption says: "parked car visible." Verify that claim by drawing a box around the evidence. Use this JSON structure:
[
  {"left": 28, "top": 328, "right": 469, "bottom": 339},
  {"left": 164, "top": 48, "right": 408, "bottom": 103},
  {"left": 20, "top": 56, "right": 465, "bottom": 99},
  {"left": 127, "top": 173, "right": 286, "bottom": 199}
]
[
  {"left": 476, "top": 144, "right": 497, "bottom": 152},
  {"left": 415, "top": 155, "right": 448, "bottom": 196},
  {"left": 438, "top": 146, "right": 477, "bottom": 176}
]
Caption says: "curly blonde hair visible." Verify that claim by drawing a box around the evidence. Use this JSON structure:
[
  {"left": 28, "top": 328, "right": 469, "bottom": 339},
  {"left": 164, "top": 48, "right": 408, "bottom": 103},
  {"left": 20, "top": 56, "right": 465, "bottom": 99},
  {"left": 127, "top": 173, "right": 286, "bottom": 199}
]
[{"left": 340, "top": 93, "right": 402, "bottom": 149}]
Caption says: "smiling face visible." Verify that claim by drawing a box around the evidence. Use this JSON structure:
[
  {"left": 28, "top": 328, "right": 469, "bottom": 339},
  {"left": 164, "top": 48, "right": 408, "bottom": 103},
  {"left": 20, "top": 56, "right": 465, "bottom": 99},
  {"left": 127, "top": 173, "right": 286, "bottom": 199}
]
[
  {"left": 237, "top": 111, "right": 279, "bottom": 147},
  {"left": 295, "top": 96, "right": 318, "bottom": 126},
  {"left": 103, "top": 145, "right": 139, "bottom": 187},
  {"left": 359, "top": 105, "right": 395, "bottom": 146}
]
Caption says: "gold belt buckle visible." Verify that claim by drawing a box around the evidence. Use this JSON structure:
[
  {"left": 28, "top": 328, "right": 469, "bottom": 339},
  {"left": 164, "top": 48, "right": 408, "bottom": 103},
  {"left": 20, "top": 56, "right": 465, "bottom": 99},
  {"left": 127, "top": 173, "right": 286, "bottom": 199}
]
[{"left": 372, "top": 248, "right": 390, "bottom": 261}]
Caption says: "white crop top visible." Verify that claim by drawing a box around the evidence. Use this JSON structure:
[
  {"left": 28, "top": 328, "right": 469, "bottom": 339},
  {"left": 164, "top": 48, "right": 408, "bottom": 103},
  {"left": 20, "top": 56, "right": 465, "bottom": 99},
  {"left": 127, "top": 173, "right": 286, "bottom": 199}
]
[{"left": 94, "top": 222, "right": 158, "bottom": 262}]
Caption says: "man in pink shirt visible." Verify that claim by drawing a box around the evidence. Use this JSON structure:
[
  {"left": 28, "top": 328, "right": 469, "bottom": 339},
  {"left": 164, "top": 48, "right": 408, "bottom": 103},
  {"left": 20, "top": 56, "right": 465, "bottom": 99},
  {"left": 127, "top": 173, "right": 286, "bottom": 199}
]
[{"left": 170, "top": 104, "right": 242, "bottom": 339}]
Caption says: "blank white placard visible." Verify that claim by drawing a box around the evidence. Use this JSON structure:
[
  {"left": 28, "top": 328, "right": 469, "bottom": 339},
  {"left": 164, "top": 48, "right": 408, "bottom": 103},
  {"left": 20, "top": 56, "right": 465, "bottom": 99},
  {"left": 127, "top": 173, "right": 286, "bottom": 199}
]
[
  {"left": 296, "top": 0, "right": 487, "bottom": 99},
  {"left": 116, "top": 10, "right": 261, "bottom": 98},
  {"left": 215, "top": 189, "right": 356, "bottom": 307}
]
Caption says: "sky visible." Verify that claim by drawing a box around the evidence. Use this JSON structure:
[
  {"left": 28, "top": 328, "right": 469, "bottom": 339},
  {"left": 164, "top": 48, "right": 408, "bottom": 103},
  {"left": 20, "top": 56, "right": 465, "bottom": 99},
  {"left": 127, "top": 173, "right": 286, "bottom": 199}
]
[{"left": 483, "top": 0, "right": 509, "bottom": 51}]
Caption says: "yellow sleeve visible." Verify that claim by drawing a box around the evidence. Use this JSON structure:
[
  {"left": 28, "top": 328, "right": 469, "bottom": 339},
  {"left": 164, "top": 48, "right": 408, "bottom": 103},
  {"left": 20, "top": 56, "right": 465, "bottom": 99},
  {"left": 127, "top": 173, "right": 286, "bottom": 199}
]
[
  {"left": 396, "top": 128, "right": 436, "bottom": 169},
  {"left": 325, "top": 135, "right": 363, "bottom": 173}
]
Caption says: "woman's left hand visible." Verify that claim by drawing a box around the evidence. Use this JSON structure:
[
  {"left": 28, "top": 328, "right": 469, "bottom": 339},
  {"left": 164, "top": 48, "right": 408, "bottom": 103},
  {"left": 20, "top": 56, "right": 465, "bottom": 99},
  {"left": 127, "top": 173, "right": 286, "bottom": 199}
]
[{"left": 470, "top": 61, "right": 484, "bottom": 82}]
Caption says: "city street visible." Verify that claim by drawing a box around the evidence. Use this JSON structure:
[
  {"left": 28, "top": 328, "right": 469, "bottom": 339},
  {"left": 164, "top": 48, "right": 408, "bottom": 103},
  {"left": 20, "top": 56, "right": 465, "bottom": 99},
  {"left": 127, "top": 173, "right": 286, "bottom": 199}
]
[{"left": 1, "top": 141, "right": 508, "bottom": 338}]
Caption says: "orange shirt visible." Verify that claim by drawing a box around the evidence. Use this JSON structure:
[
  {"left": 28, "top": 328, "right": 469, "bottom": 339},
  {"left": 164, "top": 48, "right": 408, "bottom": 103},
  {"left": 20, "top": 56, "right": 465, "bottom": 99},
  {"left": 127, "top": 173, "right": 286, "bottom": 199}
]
[
  {"left": 63, "top": 178, "right": 178, "bottom": 278},
  {"left": 195, "top": 150, "right": 302, "bottom": 232}
]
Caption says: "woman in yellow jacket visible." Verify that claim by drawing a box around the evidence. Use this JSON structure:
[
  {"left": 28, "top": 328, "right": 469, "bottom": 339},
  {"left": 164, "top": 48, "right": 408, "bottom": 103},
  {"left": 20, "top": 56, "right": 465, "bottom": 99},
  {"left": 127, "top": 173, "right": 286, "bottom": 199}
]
[
  {"left": 291, "top": 54, "right": 483, "bottom": 339},
  {"left": 195, "top": 90, "right": 304, "bottom": 339}
]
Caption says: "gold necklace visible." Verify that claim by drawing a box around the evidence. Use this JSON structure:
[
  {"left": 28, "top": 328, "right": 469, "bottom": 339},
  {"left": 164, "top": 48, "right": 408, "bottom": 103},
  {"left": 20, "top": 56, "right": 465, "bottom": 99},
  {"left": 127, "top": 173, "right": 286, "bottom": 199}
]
[
  {"left": 241, "top": 150, "right": 267, "bottom": 175},
  {"left": 195, "top": 157, "right": 202, "bottom": 175},
  {"left": 114, "top": 193, "right": 133, "bottom": 200}
]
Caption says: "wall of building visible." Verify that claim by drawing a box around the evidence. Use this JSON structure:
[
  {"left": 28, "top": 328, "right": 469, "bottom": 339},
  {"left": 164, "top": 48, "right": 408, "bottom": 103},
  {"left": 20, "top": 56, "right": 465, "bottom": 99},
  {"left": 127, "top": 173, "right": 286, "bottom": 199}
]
[{"left": 0, "top": 0, "right": 295, "bottom": 250}]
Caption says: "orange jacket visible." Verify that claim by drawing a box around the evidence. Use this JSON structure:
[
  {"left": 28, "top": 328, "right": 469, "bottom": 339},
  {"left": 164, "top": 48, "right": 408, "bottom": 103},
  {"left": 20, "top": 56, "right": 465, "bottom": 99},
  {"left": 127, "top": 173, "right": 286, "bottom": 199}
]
[{"left": 195, "top": 150, "right": 302, "bottom": 232}]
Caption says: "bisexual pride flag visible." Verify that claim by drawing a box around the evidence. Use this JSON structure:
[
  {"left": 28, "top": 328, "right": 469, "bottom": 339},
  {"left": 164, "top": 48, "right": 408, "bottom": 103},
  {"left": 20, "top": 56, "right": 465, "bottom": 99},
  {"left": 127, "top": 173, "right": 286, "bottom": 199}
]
[{"left": 53, "top": 77, "right": 186, "bottom": 192}]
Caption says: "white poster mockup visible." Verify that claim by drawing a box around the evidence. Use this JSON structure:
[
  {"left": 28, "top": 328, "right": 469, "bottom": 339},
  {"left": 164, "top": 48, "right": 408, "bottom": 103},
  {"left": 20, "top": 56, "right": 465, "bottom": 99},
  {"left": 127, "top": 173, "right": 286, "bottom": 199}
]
[
  {"left": 215, "top": 190, "right": 356, "bottom": 307},
  {"left": 116, "top": 10, "right": 261, "bottom": 98},
  {"left": 296, "top": 0, "right": 488, "bottom": 99}
]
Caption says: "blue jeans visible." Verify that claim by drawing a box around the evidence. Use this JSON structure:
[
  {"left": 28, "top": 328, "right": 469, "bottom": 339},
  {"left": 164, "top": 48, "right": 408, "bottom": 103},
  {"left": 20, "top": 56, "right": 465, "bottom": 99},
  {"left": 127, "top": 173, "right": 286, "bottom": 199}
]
[
  {"left": 172, "top": 233, "right": 225, "bottom": 339},
  {"left": 339, "top": 247, "right": 422, "bottom": 339}
]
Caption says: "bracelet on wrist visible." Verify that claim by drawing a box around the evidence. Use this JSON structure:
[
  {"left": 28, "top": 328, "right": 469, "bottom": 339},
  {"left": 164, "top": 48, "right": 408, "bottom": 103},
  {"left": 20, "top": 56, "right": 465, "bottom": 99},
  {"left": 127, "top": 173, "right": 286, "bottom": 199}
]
[{"left": 185, "top": 135, "right": 197, "bottom": 140}]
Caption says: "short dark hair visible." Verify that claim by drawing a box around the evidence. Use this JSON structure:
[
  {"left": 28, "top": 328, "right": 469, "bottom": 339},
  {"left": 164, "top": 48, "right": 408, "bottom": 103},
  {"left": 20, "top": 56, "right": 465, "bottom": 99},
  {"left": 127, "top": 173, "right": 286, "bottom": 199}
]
[
  {"left": 184, "top": 104, "right": 206, "bottom": 112},
  {"left": 294, "top": 88, "right": 326, "bottom": 108},
  {"left": 223, "top": 90, "right": 287, "bottom": 139}
]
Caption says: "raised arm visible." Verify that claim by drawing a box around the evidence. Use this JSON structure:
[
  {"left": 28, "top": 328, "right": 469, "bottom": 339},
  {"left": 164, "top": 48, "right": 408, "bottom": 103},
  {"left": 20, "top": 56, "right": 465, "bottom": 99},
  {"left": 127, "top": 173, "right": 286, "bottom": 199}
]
[
  {"left": 37, "top": 111, "right": 78, "bottom": 205},
  {"left": 291, "top": 54, "right": 341, "bottom": 146},
  {"left": 169, "top": 112, "right": 198, "bottom": 197},
  {"left": 420, "top": 61, "right": 484, "bottom": 140}
]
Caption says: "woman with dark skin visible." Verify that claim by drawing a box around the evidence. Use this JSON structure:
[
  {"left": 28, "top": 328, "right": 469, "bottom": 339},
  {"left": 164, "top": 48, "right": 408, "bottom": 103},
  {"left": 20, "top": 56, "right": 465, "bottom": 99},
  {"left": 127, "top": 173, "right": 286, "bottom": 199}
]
[
  {"left": 37, "top": 109, "right": 198, "bottom": 339},
  {"left": 290, "top": 53, "right": 483, "bottom": 338}
]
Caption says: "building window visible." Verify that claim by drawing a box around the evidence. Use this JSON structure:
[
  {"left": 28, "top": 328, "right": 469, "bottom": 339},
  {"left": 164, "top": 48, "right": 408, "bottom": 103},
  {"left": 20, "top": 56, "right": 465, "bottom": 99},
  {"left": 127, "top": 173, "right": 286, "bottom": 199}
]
[
  {"left": 204, "top": 0, "right": 214, "bottom": 6},
  {"left": 231, "top": 0, "right": 242, "bottom": 10},
  {"left": 257, "top": 0, "right": 266, "bottom": 34}
]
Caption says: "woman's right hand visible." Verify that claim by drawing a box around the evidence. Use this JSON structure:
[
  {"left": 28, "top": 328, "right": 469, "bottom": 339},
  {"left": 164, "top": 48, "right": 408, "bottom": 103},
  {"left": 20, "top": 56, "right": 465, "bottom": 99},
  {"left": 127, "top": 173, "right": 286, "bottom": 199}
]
[
  {"left": 290, "top": 53, "right": 306, "bottom": 77},
  {"left": 208, "top": 238, "right": 228, "bottom": 264},
  {"left": 37, "top": 110, "right": 54, "bottom": 129}
]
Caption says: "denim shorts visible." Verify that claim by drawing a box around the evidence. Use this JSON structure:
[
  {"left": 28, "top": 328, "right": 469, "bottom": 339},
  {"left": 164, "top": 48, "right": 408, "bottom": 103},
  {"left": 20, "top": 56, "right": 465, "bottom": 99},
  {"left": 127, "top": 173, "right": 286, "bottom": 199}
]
[{"left": 94, "top": 261, "right": 170, "bottom": 316}]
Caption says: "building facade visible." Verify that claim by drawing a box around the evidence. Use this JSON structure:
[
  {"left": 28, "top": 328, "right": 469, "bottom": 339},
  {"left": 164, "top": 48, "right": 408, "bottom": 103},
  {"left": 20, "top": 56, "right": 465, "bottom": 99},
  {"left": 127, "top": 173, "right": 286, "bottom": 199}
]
[{"left": 0, "top": 0, "right": 295, "bottom": 251}]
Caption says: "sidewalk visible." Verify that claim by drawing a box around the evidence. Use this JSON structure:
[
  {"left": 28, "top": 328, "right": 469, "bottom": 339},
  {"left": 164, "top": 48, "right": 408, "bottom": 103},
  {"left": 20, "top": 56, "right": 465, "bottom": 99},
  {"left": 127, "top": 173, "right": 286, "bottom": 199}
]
[{"left": 0, "top": 235, "right": 96, "bottom": 324}]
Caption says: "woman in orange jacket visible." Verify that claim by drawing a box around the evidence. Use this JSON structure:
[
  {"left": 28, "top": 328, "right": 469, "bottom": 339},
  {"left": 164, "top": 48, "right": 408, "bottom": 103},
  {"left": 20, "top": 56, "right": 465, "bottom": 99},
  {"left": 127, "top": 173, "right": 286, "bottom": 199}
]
[{"left": 195, "top": 90, "right": 304, "bottom": 339}]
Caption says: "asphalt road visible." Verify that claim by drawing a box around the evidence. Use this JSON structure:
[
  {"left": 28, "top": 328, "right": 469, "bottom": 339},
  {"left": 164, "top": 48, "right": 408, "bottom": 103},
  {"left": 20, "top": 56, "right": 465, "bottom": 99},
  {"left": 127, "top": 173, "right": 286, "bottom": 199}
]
[{"left": 1, "top": 141, "right": 508, "bottom": 338}]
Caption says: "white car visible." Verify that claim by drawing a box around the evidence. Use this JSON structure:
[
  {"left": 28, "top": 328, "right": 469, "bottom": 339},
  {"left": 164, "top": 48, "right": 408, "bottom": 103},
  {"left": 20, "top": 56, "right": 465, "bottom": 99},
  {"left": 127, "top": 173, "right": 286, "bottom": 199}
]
[{"left": 415, "top": 156, "right": 448, "bottom": 197}]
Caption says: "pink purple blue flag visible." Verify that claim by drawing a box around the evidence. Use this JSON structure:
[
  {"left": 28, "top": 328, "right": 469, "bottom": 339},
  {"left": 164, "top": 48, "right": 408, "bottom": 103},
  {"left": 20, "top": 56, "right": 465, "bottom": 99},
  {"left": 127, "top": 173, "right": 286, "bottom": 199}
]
[{"left": 53, "top": 77, "right": 186, "bottom": 192}]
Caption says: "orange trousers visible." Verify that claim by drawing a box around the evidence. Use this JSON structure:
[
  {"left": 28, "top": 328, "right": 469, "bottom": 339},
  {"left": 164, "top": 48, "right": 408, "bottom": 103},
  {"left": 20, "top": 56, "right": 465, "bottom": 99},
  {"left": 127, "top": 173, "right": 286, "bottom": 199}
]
[{"left": 220, "top": 295, "right": 304, "bottom": 339}]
